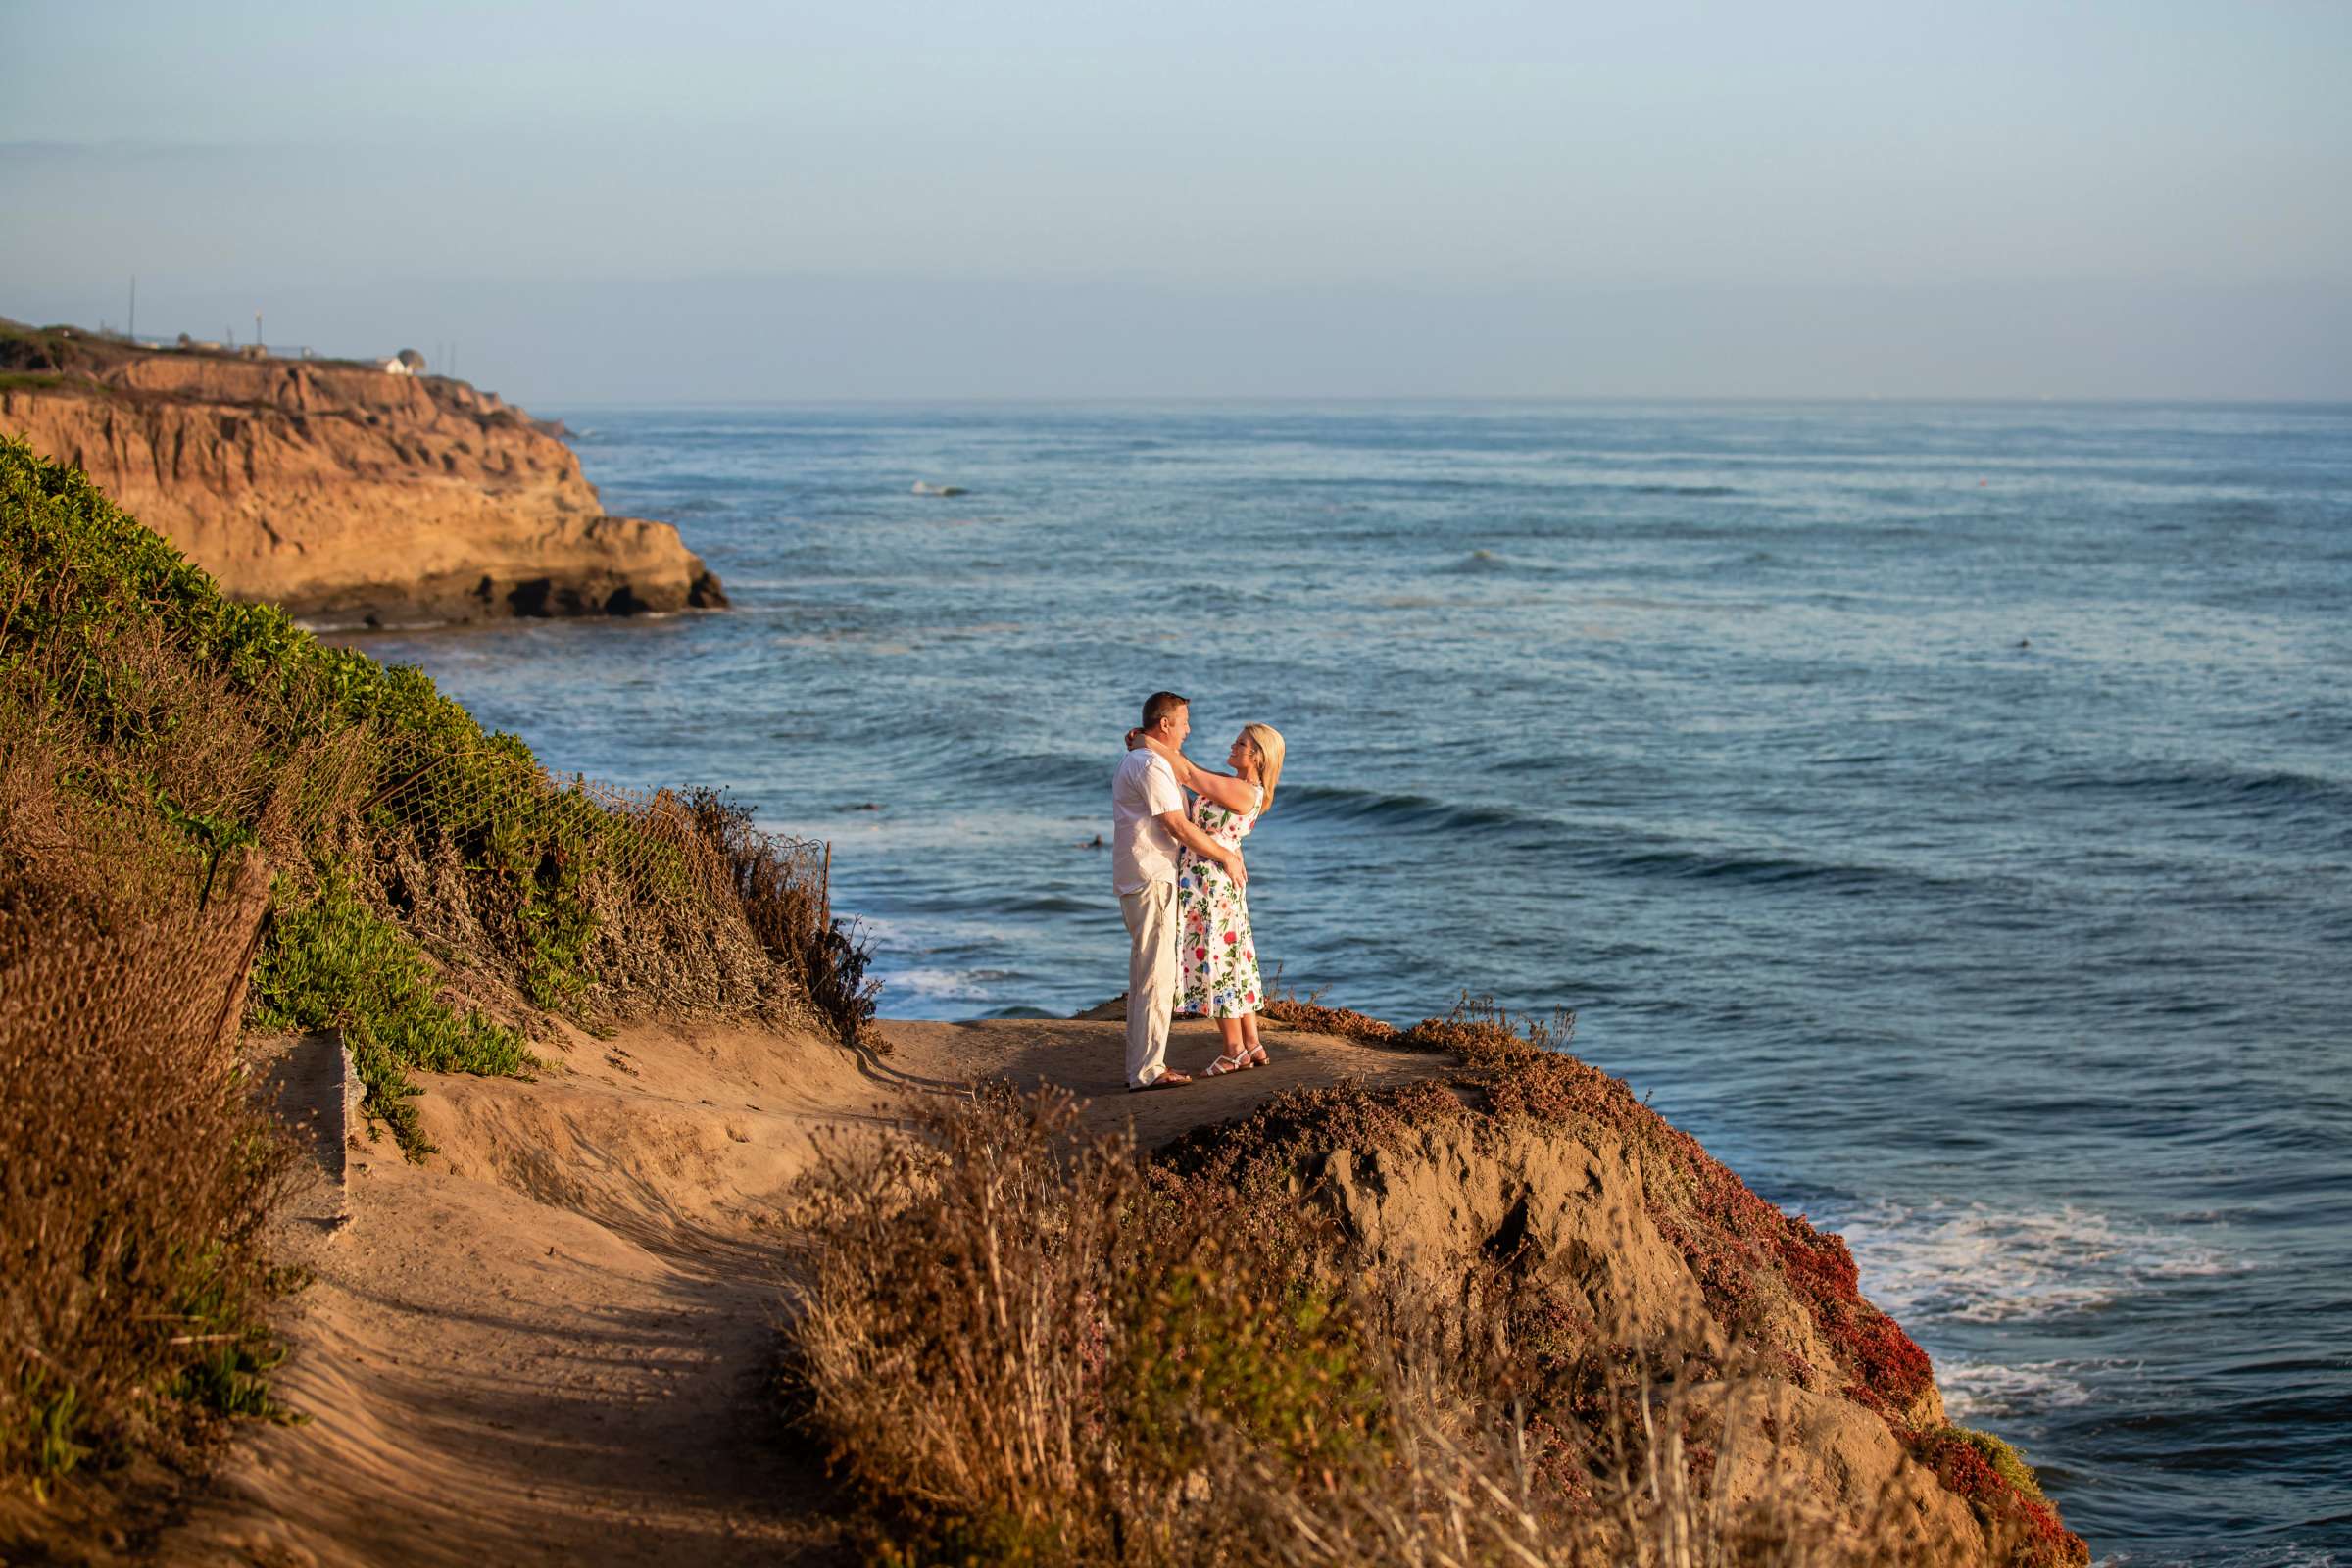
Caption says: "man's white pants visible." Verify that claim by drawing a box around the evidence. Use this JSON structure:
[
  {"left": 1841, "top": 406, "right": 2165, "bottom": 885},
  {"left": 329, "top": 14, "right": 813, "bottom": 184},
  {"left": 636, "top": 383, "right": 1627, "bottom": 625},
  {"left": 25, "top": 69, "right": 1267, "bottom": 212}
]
[{"left": 1120, "top": 880, "right": 1177, "bottom": 1088}]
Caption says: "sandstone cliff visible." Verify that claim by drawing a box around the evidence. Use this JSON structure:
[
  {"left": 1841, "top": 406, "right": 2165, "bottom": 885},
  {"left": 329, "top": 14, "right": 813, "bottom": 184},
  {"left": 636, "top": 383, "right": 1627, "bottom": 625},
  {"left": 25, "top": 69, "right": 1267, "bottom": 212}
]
[
  {"left": 0, "top": 321, "right": 724, "bottom": 624},
  {"left": 1162, "top": 1006, "right": 2091, "bottom": 1566}
]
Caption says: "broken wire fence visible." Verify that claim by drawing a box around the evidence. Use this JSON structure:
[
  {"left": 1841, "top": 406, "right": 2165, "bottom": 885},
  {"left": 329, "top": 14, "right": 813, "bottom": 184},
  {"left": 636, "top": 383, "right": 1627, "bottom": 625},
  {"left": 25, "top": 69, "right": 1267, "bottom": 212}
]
[{"left": 355, "top": 746, "right": 832, "bottom": 922}]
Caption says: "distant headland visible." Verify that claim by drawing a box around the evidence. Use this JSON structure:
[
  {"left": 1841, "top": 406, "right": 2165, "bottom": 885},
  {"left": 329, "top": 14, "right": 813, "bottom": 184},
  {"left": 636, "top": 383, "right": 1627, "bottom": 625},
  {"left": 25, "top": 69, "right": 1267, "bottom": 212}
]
[{"left": 0, "top": 318, "right": 725, "bottom": 627}]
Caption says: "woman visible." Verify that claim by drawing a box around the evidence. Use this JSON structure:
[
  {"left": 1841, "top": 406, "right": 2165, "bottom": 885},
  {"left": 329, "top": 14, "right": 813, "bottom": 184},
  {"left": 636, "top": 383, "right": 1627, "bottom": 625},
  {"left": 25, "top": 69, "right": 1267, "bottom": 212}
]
[{"left": 1138, "top": 722, "right": 1286, "bottom": 1075}]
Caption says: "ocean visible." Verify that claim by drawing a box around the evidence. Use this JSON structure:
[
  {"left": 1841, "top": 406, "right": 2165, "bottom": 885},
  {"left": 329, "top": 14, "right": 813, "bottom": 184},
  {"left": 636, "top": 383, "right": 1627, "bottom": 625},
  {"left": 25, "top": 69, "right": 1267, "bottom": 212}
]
[{"left": 349, "top": 399, "right": 2352, "bottom": 1564}]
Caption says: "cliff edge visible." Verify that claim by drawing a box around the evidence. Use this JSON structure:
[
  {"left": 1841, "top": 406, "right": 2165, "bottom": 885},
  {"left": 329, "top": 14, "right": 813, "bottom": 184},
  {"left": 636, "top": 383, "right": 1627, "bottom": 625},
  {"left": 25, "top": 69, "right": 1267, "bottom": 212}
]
[
  {"left": 1159, "top": 1005, "right": 2088, "bottom": 1565},
  {"left": 0, "top": 319, "right": 725, "bottom": 624}
]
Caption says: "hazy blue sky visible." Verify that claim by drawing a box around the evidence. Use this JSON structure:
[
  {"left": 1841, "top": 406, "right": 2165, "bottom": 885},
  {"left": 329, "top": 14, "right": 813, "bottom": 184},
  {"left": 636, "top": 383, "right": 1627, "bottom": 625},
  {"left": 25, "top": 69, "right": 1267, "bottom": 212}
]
[{"left": 5, "top": 0, "right": 2349, "bottom": 402}]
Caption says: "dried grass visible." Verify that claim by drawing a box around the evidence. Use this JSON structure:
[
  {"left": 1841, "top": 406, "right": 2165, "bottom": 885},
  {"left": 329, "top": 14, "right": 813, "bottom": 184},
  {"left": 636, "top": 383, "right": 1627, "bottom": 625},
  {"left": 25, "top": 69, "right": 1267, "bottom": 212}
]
[
  {"left": 0, "top": 826, "right": 294, "bottom": 1492},
  {"left": 783, "top": 1086, "right": 1993, "bottom": 1568},
  {"left": 0, "top": 583, "right": 304, "bottom": 1501}
]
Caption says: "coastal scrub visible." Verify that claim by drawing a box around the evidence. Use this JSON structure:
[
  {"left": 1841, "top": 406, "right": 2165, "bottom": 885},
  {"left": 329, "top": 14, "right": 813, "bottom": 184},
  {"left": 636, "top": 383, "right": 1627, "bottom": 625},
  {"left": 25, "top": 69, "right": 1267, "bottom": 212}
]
[
  {"left": 0, "top": 810, "right": 292, "bottom": 1496},
  {"left": 0, "top": 434, "right": 874, "bottom": 1155},
  {"left": 787, "top": 1077, "right": 2014, "bottom": 1566}
]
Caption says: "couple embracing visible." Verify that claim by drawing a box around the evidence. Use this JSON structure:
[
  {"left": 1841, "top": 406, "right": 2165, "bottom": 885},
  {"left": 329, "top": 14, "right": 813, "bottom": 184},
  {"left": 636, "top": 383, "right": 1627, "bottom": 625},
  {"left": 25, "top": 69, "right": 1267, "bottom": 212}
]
[{"left": 1110, "top": 691, "right": 1287, "bottom": 1092}]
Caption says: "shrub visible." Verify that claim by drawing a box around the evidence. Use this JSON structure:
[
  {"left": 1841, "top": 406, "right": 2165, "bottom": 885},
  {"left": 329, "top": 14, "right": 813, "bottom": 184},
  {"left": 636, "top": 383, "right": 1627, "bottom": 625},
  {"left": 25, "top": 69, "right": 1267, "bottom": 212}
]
[
  {"left": 248, "top": 873, "right": 532, "bottom": 1152},
  {"left": 787, "top": 1086, "right": 1389, "bottom": 1565},
  {"left": 1, "top": 433, "right": 874, "bottom": 1154},
  {"left": 681, "top": 787, "right": 877, "bottom": 1048},
  {"left": 0, "top": 851, "right": 293, "bottom": 1491},
  {"left": 0, "top": 425, "right": 870, "bottom": 1507}
]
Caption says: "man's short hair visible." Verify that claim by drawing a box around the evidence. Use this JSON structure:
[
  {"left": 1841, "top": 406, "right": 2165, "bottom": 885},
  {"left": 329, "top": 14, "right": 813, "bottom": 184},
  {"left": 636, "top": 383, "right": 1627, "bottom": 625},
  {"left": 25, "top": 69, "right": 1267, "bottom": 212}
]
[{"left": 1142, "top": 691, "right": 1189, "bottom": 730}]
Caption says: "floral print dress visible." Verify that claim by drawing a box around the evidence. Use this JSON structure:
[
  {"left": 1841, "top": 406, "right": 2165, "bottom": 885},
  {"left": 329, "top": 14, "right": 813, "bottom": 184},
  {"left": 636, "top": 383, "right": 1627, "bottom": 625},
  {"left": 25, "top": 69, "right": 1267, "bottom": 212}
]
[{"left": 1177, "top": 783, "right": 1264, "bottom": 1019}]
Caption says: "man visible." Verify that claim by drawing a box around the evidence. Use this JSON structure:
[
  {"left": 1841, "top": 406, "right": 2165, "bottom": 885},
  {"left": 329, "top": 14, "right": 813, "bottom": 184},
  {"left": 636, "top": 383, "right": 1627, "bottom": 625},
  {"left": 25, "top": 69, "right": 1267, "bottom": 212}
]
[{"left": 1112, "top": 691, "right": 1247, "bottom": 1091}]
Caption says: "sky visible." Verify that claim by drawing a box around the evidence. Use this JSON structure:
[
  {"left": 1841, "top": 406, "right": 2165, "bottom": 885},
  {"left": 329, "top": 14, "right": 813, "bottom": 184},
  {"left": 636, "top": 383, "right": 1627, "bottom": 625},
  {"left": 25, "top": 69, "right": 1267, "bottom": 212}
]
[{"left": 4, "top": 0, "right": 2350, "bottom": 403}]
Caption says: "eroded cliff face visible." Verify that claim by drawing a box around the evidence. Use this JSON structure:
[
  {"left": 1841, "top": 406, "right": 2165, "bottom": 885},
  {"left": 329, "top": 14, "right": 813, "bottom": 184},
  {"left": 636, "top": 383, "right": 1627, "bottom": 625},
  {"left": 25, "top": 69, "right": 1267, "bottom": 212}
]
[
  {"left": 1313, "top": 1120, "right": 1987, "bottom": 1561},
  {"left": 1166, "top": 1032, "right": 2089, "bottom": 1567},
  {"left": 0, "top": 327, "right": 724, "bottom": 624}
]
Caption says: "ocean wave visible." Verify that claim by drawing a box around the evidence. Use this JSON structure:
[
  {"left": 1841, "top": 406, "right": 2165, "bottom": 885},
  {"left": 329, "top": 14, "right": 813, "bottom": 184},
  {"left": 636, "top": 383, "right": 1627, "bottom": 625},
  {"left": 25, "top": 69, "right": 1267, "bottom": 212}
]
[
  {"left": 1626, "top": 483, "right": 1739, "bottom": 497},
  {"left": 1278, "top": 780, "right": 1539, "bottom": 837},
  {"left": 986, "top": 750, "right": 1117, "bottom": 793},
  {"left": 1279, "top": 787, "right": 1953, "bottom": 894},
  {"left": 1003, "top": 893, "right": 1094, "bottom": 914},
  {"left": 873, "top": 965, "right": 1024, "bottom": 1004},
  {"left": 2043, "top": 759, "right": 2352, "bottom": 816},
  {"left": 2143, "top": 1546, "right": 2347, "bottom": 1568},
  {"left": 1937, "top": 1358, "right": 2105, "bottom": 1421},
  {"left": 1586, "top": 844, "right": 1886, "bottom": 889},
  {"left": 304, "top": 613, "right": 462, "bottom": 635},
  {"left": 1825, "top": 1199, "right": 2247, "bottom": 1327},
  {"left": 844, "top": 913, "right": 915, "bottom": 945},
  {"left": 1564, "top": 830, "right": 1978, "bottom": 898}
]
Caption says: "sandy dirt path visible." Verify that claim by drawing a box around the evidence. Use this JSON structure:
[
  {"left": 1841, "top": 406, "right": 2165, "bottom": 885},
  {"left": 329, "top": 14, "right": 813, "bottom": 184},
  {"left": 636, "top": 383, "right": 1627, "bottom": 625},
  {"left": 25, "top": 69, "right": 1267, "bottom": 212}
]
[{"left": 157, "top": 1014, "right": 1446, "bottom": 1566}]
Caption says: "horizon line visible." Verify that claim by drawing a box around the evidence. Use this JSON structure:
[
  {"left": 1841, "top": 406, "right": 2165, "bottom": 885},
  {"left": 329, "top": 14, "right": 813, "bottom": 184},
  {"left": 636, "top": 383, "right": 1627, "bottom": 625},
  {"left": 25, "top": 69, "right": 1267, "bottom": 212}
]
[{"left": 538, "top": 392, "right": 2352, "bottom": 411}]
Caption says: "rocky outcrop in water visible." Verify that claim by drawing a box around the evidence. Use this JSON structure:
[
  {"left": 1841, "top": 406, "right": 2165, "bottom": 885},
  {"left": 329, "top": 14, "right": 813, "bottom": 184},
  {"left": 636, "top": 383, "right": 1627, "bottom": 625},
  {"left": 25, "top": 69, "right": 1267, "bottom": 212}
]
[{"left": 0, "top": 320, "right": 725, "bottom": 625}]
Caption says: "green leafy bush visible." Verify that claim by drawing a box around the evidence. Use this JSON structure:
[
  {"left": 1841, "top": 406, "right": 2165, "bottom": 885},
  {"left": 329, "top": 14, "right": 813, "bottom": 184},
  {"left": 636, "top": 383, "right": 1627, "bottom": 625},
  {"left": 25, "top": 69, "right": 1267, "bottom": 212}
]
[
  {"left": 248, "top": 874, "right": 532, "bottom": 1152},
  {"left": 1908, "top": 1423, "right": 2082, "bottom": 1567}
]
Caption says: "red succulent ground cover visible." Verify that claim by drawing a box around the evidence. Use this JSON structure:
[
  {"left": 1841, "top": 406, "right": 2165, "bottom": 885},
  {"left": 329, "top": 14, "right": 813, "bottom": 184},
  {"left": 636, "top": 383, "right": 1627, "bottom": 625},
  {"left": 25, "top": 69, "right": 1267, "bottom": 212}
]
[{"left": 1907, "top": 1428, "right": 2088, "bottom": 1568}]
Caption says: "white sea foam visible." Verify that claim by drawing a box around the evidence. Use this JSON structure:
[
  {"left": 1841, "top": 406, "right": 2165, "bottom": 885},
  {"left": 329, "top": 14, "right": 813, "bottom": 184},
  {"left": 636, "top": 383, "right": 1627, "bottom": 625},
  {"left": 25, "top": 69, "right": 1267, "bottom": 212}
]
[
  {"left": 1824, "top": 1200, "right": 2246, "bottom": 1326},
  {"left": 1937, "top": 1357, "right": 2108, "bottom": 1420},
  {"left": 874, "top": 965, "right": 1003, "bottom": 1003}
]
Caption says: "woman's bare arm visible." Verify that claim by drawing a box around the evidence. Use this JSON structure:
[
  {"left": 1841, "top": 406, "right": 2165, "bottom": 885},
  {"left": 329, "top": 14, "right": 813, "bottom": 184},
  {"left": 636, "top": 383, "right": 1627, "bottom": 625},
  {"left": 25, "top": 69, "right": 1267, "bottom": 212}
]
[{"left": 1134, "top": 735, "right": 1260, "bottom": 813}]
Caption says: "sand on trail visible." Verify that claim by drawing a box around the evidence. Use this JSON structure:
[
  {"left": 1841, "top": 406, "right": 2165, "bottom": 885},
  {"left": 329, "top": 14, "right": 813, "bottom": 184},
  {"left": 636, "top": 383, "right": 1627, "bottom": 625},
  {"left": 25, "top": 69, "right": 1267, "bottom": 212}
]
[{"left": 159, "top": 1013, "right": 1444, "bottom": 1567}]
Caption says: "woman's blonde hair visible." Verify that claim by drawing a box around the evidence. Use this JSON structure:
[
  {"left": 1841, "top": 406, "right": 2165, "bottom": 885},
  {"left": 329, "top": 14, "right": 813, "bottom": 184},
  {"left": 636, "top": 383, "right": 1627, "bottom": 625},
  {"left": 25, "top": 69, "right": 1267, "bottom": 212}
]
[{"left": 1242, "top": 722, "right": 1286, "bottom": 814}]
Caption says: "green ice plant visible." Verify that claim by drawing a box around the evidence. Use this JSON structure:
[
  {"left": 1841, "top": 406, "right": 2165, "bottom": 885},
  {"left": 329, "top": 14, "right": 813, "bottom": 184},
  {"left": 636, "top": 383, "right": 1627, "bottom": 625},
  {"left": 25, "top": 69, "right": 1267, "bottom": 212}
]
[{"left": 248, "top": 873, "right": 534, "bottom": 1153}]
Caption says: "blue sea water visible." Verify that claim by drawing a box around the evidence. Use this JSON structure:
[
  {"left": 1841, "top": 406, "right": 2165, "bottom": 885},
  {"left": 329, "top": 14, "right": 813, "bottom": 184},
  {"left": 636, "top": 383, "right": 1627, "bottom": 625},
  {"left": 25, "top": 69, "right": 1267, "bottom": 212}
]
[{"left": 350, "top": 400, "right": 2352, "bottom": 1565}]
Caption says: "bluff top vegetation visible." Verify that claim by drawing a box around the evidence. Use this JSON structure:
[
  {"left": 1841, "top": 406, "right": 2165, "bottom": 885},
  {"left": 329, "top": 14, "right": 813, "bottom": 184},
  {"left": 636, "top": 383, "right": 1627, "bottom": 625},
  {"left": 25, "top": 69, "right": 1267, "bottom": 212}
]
[{"left": 0, "top": 433, "right": 871, "bottom": 1494}]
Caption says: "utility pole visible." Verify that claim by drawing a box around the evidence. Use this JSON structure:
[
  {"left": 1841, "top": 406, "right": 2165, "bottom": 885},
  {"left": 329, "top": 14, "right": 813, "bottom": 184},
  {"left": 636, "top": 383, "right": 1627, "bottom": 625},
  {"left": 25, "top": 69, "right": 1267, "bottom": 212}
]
[
  {"left": 255, "top": 310, "right": 264, "bottom": 355},
  {"left": 127, "top": 276, "right": 136, "bottom": 343}
]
